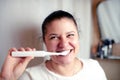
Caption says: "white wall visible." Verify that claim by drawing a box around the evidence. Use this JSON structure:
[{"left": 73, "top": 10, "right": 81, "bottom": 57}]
[{"left": 0, "top": 0, "right": 92, "bottom": 69}]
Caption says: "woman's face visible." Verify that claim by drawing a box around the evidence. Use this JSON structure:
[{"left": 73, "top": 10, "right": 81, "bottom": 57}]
[{"left": 44, "top": 17, "right": 80, "bottom": 64}]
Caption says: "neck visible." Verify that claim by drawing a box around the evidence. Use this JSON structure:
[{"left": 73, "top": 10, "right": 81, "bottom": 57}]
[{"left": 46, "top": 58, "right": 83, "bottom": 76}]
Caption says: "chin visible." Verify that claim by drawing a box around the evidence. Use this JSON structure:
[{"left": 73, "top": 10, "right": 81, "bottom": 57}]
[{"left": 52, "top": 56, "right": 75, "bottom": 64}]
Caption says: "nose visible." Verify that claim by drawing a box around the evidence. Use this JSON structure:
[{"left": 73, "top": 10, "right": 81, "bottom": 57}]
[{"left": 58, "top": 36, "right": 69, "bottom": 49}]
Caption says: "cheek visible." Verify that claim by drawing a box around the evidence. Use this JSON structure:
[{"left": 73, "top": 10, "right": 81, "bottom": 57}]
[
  {"left": 45, "top": 41, "right": 58, "bottom": 52},
  {"left": 71, "top": 39, "right": 80, "bottom": 48},
  {"left": 70, "top": 39, "right": 80, "bottom": 54}
]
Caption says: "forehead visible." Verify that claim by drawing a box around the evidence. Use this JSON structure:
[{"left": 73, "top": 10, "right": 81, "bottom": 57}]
[{"left": 46, "top": 17, "right": 77, "bottom": 30}]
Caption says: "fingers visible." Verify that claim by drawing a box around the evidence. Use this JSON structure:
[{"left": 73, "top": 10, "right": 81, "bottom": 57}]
[
  {"left": 8, "top": 48, "right": 17, "bottom": 57},
  {"left": 1, "top": 47, "right": 36, "bottom": 79},
  {"left": 17, "top": 47, "right": 36, "bottom": 52},
  {"left": 13, "top": 47, "right": 36, "bottom": 78},
  {"left": 1, "top": 48, "right": 18, "bottom": 78},
  {"left": 13, "top": 55, "right": 34, "bottom": 78},
  {"left": 14, "top": 47, "right": 35, "bottom": 63},
  {"left": 3, "top": 47, "right": 35, "bottom": 70}
]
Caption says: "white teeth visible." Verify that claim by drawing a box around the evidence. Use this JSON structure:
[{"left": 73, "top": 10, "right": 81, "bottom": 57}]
[{"left": 59, "top": 50, "right": 70, "bottom": 55}]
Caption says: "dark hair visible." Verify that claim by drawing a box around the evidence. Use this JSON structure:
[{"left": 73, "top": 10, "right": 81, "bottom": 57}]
[{"left": 42, "top": 10, "right": 78, "bottom": 41}]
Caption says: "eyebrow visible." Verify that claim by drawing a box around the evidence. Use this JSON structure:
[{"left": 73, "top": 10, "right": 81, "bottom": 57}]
[
  {"left": 67, "top": 31, "right": 75, "bottom": 33},
  {"left": 48, "top": 31, "right": 75, "bottom": 36},
  {"left": 48, "top": 33, "right": 58, "bottom": 37}
]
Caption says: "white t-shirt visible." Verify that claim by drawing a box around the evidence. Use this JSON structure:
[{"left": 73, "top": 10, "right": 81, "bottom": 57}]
[{"left": 19, "top": 59, "right": 107, "bottom": 80}]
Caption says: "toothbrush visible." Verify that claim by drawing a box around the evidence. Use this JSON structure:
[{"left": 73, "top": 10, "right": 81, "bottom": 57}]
[{"left": 12, "top": 50, "right": 69, "bottom": 57}]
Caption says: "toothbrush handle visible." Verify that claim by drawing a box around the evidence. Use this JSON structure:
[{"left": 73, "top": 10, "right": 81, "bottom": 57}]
[
  {"left": 12, "top": 50, "right": 69, "bottom": 57},
  {"left": 12, "top": 51, "right": 46, "bottom": 57}
]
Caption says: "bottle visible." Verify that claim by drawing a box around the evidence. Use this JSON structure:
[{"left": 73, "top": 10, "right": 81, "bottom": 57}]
[{"left": 108, "top": 39, "right": 114, "bottom": 56}]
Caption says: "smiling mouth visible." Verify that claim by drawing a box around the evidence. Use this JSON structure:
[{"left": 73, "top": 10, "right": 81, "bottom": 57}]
[{"left": 56, "top": 49, "right": 72, "bottom": 56}]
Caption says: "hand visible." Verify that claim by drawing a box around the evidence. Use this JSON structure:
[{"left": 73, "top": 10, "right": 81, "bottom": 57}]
[{"left": 0, "top": 47, "right": 35, "bottom": 80}]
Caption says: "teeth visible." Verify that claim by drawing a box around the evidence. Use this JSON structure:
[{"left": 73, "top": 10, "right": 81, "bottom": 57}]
[
  {"left": 57, "top": 50, "right": 70, "bottom": 53},
  {"left": 61, "top": 50, "right": 70, "bottom": 55},
  {"left": 56, "top": 50, "right": 71, "bottom": 56}
]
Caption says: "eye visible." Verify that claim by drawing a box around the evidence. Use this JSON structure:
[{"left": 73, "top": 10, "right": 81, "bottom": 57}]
[
  {"left": 49, "top": 36, "right": 58, "bottom": 40},
  {"left": 67, "top": 33, "right": 75, "bottom": 38}
]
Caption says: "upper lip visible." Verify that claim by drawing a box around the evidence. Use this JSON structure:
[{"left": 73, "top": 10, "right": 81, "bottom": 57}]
[{"left": 56, "top": 50, "right": 65, "bottom": 53}]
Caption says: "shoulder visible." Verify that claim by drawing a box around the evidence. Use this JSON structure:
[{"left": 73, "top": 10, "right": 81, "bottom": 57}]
[
  {"left": 81, "top": 58, "right": 99, "bottom": 66},
  {"left": 80, "top": 59, "right": 107, "bottom": 80},
  {"left": 81, "top": 58, "right": 103, "bottom": 70},
  {"left": 25, "top": 62, "right": 47, "bottom": 76},
  {"left": 26, "top": 62, "right": 45, "bottom": 72},
  {"left": 19, "top": 62, "right": 48, "bottom": 80},
  {"left": 79, "top": 58, "right": 107, "bottom": 80},
  {"left": 80, "top": 58, "right": 104, "bottom": 74}
]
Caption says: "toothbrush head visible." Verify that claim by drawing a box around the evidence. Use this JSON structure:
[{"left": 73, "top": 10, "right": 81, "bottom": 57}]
[{"left": 58, "top": 50, "right": 70, "bottom": 56}]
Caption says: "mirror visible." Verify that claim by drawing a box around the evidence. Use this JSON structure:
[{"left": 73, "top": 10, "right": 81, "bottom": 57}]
[{"left": 92, "top": 0, "right": 120, "bottom": 59}]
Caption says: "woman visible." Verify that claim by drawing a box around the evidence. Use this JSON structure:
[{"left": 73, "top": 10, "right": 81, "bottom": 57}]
[{"left": 0, "top": 10, "right": 107, "bottom": 80}]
